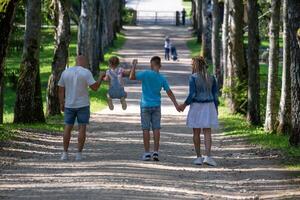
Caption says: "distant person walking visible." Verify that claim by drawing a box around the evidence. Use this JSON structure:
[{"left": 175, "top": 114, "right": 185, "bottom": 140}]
[
  {"left": 164, "top": 36, "right": 171, "bottom": 60},
  {"left": 181, "top": 8, "right": 186, "bottom": 25},
  {"left": 58, "top": 55, "right": 105, "bottom": 161},
  {"left": 178, "top": 56, "right": 219, "bottom": 166}
]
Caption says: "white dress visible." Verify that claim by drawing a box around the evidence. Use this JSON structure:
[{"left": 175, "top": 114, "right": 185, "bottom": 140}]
[{"left": 186, "top": 102, "right": 219, "bottom": 129}]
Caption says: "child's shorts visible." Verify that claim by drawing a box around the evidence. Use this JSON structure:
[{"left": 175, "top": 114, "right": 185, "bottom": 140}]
[
  {"left": 140, "top": 106, "right": 161, "bottom": 130},
  {"left": 108, "top": 87, "right": 126, "bottom": 99}
]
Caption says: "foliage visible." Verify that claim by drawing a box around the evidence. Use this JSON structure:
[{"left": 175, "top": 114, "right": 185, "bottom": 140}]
[{"left": 122, "top": 8, "right": 136, "bottom": 25}]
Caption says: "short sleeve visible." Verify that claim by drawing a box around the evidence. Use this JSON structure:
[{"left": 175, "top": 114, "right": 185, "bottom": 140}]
[
  {"left": 136, "top": 71, "right": 146, "bottom": 81},
  {"left": 57, "top": 71, "right": 65, "bottom": 87},
  {"left": 162, "top": 76, "right": 170, "bottom": 91},
  {"left": 86, "top": 70, "right": 96, "bottom": 86}
]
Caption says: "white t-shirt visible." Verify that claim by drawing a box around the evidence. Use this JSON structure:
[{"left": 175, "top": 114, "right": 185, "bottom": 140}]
[{"left": 58, "top": 66, "right": 96, "bottom": 108}]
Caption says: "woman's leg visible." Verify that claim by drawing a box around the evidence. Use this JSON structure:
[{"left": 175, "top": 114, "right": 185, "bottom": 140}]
[
  {"left": 203, "top": 128, "right": 212, "bottom": 156},
  {"left": 193, "top": 128, "right": 201, "bottom": 157}
]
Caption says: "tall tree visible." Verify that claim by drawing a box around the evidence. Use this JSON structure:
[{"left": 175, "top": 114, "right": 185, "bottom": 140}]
[
  {"left": 195, "top": 0, "right": 202, "bottom": 43},
  {"left": 226, "top": 0, "right": 247, "bottom": 113},
  {"left": 221, "top": 0, "right": 229, "bottom": 96},
  {"left": 277, "top": 0, "right": 291, "bottom": 134},
  {"left": 201, "top": 0, "right": 211, "bottom": 60},
  {"left": 264, "top": 0, "right": 281, "bottom": 132},
  {"left": 288, "top": 0, "right": 300, "bottom": 146},
  {"left": 0, "top": 0, "right": 19, "bottom": 124},
  {"left": 211, "top": 0, "right": 221, "bottom": 85},
  {"left": 46, "top": 0, "right": 71, "bottom": 116},
  {"left": 247, "top": 0, "right": 260, "bottom": 125},
  {"left": 14, "top": 0, "right": 45, "bottom": 123}
]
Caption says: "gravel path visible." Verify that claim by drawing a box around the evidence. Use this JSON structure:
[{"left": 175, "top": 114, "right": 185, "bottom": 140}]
[{"left": 0, "top": 25, "right": 300, "bottom": 200}]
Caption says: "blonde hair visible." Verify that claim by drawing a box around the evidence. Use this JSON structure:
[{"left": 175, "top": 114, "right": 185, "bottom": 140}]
[{"left": 192, "top": 56, "right": 211, "bottom": 90}]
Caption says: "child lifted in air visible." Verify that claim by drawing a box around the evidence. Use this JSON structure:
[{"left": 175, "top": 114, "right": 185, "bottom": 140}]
[{"left": 104, "top": 56, "right": 131, "bottom": 110}]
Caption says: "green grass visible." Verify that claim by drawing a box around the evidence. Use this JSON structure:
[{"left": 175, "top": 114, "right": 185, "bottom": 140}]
[
  {"left": 219, "top": 105, "right": 300, "bottom": 169},
  {"left": 2, "top": 27, "right": 126, "bottom": 139},
  {"left": 182, "top": 0, "right": 192, "bottom": 19}
]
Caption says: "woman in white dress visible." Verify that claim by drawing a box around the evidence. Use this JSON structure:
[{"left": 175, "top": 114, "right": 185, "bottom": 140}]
[{"left": 179, "top": 56, "right": 219, "bottom": 166}]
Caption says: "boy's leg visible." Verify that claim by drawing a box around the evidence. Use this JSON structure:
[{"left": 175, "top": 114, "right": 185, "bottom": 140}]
[
  {"left": 203, "top": 128, "right": 212, "bottom": 156},
  {"left": 143, "top": 130, "right": 150, "bottom": 152},
  {"left": 193, "top": 128, "right": 201, "bottom": 157},
  {"left": 153, "top": 129, "right": 160, "bottom": 152}
]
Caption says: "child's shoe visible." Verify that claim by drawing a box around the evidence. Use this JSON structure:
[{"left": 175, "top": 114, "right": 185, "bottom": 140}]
[
  {"left": 120, "top": 97, "right": 127, "bottom": 110},
  {"left": 193, "top": 157, "right": 203, "bottom": 165},
  {"left": 142, "top": 152, "right": 151, "bottom": 161},
  {"left": 152, "top": 152, "right": 159, "bottom": 161},
  {"left": 203, "top": 156, "right": 217, "bottom": 166},
  {"left": 61, "top": 152, "right": 68, "bottom": 161},
  {"left": 107, "top": 97, "right": 114, "bottom": 110}
]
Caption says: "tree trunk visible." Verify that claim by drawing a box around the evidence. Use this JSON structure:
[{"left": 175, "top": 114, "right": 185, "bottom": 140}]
[
  {"left": 277, "top": 0, "right": 291, "bottom": 134},
  {"left": 288, "top": 0, "right": 300, "bottom": 146},
  {"left": 212, "top": 0, "right": 221, "bottom": 86},
  {"left": 0, "top": 0, "right": 18, "bottom": 124},
  {"left": 264, "top": 0, "right": 281, "bottom": 132},
  {"left": 226, "top": 0, "right": 247, "bottom": 113},
  {"left": 196, "top": 0, "right": 202, "bottom": 43},
  {"left": 247, "top": 0, "right": 260, "bottom": 125},
  {"left": 201, "top": 0, "right": 211, "bottom": 60},
  {"left": 46, "top": 0, "right": 71, "bottom": 116},
  {"left": 221, "top": 0, "right": 229, "bottom": 97},
  {"left": 14, "top": 0, "right": 45, "bottom": 123}
]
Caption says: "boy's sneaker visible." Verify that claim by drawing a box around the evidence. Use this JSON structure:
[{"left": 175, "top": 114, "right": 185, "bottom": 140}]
[
  {"left": 152, "top": 152, "right": 159, "bottom": 161},
  {"left": 142, "top": 152, "right": 151, "bottom": 161},
  {"left": 193, "top": 157, "right": 203, "bottom": 165},
  {"left": 61, "top": 152, "right": 68, "bottom": 161},
  {"left": 203, "top": 156, "right": 217, "bottom": 166},
  {"left": 107, "top": 97, "right": 114, "bottom": 110},
  {"left": 120, "top": 97, "right": 127, "bottom": 110},
  {"left": 75, "top": 152, "right": 82, "bottom": 161}
]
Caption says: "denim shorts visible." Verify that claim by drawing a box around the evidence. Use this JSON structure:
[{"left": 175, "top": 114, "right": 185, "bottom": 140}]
[
  {"left": 140, "top": 106, "right": 161, "bottom": 130},
  {"left": 64, "top": 106, "right": 90, "bottom": 125}
]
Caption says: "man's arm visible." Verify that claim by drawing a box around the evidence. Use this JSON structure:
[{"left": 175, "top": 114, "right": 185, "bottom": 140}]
[
  {"left": 89, "top": 73, "right": 105, "bottom": 91},
  {"left": 166, "top": 89, "right": 180, "bottom": 112},
  {"left": 58, "top": 86, "right": 65, "bottom": 112},
  {"left": 129, "top": 59, "right": 138, "bottom": 80}
]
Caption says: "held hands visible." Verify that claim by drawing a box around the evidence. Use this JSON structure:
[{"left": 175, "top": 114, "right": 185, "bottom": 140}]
[
  {"left": 177, "top": 104, "right": 187, "bottom": 112},
  {"left": 99, "top": 71, "right": 106, "bottom": 80}
]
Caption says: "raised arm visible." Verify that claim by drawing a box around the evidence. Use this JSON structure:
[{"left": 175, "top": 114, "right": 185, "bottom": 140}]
[
  {"left": 129, "top": 59, "right": 138, "bottom": 80},
  {"left": 89, "top": 72, "right": 106, "bottom": 91}
]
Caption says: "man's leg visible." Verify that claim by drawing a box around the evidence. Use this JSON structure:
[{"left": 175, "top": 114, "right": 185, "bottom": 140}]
[
  {"left": 143, "top": 129, "right": 150, "bottom": 152},
  {"left": 193, "top": 128, "right": 201, "bottom": 157},
  {"left": 153, "top": 129, "right": 160, "bottom": 152},
  {"left": 63, "top": 125, "right": 73, "bottom": 152},
  {"left": 78, "top": 125, "right": 87, "bottom": 152}
]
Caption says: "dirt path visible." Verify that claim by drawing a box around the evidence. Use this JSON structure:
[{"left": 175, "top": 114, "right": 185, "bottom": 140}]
[{"left": 1, "top": 25, "right": 300, "bottom": 200}]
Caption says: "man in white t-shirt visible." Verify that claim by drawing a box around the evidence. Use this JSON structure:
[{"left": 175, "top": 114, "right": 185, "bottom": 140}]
[{"left": 58, "top": 55, "right": 105, "bottom": 161}]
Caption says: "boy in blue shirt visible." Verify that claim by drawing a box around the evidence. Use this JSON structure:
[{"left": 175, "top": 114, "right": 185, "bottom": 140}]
[{"left": 130, "top": 56, "right": 180, "bottom": 161}]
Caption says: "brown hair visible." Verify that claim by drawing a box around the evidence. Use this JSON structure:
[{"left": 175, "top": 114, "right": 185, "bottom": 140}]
[
  {"left": 192, "top": 56, "right": 211, "bottom": 90},
  {"left": 108, "top": 56, "right": 120, "bottom": 67},
  {"left": 150, "top": 56, "right": 161, "bottom": 67}
]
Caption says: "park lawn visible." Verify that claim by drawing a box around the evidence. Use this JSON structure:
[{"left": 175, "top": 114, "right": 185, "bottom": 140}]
[
  {"left": 187, "top": 36, "right": 299, "bottom": 169},
  {"left": 2, "top": 27, "right": 126, "bottom": 139}
]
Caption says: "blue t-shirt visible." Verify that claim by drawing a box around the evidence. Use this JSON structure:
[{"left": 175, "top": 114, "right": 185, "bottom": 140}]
[{"left": 136, "top": 70, "right": 170, "bottom": 107}]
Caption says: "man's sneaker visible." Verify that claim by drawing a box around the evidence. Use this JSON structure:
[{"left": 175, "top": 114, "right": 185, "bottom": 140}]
[
  {"left": 152, "top": 152, "right": 159, "bottom": 161},
  {"left": 142, "top": 153, "right": 151, "bottom": 161},
  {"left": 120, "top": 97, "right": 127, "bottom": 110},
  {"left": 193, "top": 157, "right": 203, "bottom": 165},
  {"left": 203, "top": 156, "right": 217, "bottom": 166},
  {"left": 61, "top": 152, "right": 68, "bottom": 161},
  {"left": 107, "top": 97, "right": 114, "bottom": 110},
  {"left": 75, "top": 152, "right": 82, "bottom": 161}
]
